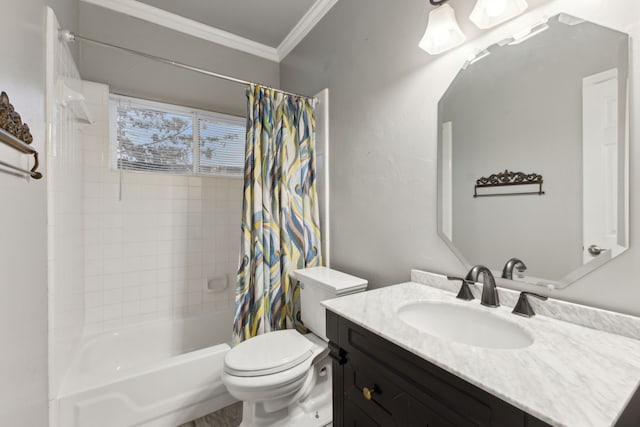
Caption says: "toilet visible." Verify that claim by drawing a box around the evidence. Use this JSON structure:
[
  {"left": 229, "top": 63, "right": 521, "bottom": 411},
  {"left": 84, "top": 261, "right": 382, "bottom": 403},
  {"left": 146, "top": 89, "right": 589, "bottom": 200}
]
[{"left": 222, "top": 267, "right": 368, "bottom": 427}]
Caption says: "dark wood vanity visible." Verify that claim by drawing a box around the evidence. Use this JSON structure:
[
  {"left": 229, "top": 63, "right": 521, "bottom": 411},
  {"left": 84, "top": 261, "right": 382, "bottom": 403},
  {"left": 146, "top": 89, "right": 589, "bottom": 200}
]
[{"left": 327, "top": 310, "right": 640, "bottom": 427}]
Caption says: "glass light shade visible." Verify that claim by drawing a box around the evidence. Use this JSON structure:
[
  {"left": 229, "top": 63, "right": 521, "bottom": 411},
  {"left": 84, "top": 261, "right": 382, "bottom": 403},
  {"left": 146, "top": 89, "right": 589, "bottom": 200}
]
[
  {"left": 469, "top": 0, "right": 528, "bottom": 29},
  {"left": 419, "top": 4, "right": 466, "bottom": 55}
]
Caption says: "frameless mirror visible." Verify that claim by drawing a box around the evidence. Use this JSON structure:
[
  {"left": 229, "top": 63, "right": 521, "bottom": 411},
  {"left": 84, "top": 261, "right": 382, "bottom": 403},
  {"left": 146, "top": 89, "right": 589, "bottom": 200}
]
[{"left": 437, "top": 14, "right": 630, "bottom": 289}]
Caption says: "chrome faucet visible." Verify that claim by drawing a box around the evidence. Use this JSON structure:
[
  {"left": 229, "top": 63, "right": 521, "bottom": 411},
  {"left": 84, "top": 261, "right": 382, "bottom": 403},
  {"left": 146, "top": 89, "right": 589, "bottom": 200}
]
[
  {"left": 465, "top": 265, "right": 499, "bottom": 308},
  {"left": 501, "top": 258, "right": 527, "bottom": 280}
]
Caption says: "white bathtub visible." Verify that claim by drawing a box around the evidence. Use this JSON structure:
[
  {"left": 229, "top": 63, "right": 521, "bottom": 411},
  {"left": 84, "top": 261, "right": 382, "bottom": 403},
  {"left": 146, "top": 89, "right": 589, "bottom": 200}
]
[{"left": 55, "top": 311, "right": 236, "bottom": 427}]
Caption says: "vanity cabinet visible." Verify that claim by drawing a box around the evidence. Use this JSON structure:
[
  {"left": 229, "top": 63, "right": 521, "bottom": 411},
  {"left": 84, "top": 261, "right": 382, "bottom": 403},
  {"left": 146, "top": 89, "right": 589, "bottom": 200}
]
[{"left": 327, "top": 310, "right": 551, "bottom": 427}]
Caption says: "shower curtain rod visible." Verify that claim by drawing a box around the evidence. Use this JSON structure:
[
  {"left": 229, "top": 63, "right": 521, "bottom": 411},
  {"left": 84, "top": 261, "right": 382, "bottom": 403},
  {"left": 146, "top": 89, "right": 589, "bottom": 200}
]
[{"left": 62, "top": 31, "right": 317, "bottom": 101}]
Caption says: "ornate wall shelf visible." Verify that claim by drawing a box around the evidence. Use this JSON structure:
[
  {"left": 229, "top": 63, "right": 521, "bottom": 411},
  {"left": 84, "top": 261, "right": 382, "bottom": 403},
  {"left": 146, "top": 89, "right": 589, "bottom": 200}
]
[
  {"left": 0, "top": 91, "right": 42, "bottom": 179},
  {"left": 474, "top": 170, "right": 544, "bottom": 198}
]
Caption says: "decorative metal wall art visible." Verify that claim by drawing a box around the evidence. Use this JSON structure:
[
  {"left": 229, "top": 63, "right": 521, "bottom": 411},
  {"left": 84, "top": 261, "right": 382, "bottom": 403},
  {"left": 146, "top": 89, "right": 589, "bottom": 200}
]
[
  {"left": 0, "top": 91, "right": 42, "bottom": 179},
  {"left": 474, "top": 170, "right": 544, "bottom": 197}
]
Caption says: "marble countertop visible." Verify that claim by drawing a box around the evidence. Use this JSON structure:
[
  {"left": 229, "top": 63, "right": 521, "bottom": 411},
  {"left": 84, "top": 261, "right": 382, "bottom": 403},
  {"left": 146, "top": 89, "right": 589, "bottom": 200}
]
[{"left": 322, "top": 281, "right": 640, "bottom": 427}]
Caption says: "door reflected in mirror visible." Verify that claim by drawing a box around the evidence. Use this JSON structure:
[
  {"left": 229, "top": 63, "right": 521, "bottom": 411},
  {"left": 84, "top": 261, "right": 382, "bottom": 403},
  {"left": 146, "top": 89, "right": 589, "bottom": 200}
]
[{"left": 437, "top": 13, "right": 630, "bottom": 288}]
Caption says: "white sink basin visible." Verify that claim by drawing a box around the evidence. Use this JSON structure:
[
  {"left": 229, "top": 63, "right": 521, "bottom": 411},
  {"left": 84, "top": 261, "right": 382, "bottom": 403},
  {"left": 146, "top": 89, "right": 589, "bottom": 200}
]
[{"left": 398, "top": 301, "right": 534, "bottom": 350}]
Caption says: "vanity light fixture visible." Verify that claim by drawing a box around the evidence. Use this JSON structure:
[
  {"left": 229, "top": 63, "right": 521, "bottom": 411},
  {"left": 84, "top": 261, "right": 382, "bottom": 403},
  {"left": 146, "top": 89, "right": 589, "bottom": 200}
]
[
  {"left": 419, "top": 0, "right": 466, "bottom": 55},
  {"left": 469, "top": 0, "right": 528, "bottom": 29}
]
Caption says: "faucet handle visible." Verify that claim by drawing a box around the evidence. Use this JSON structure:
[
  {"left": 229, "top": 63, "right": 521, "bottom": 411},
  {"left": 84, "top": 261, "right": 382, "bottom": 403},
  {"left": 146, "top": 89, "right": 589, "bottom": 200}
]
[
  {"left": 512, "top": 292, "right": 548, "bottom": 318},
  {"left": 447, "top": 276, "right": 475, "bottom": 301},
  {"left": 522, "top": 292, "right": 548, "bottom": 301}
]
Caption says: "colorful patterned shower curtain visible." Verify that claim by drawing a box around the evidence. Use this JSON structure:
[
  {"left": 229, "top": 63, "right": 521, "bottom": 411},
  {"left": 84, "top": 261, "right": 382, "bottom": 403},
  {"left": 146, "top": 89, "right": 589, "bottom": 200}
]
[{"left": 232, "top": 85, "right": 322, "bottom": 345}]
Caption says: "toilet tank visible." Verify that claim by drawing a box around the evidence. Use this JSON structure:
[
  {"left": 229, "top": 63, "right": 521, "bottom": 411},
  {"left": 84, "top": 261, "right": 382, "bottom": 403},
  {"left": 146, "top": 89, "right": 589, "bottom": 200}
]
[{"left": 294, "top": 267, "right": 368, "bottom": 340}]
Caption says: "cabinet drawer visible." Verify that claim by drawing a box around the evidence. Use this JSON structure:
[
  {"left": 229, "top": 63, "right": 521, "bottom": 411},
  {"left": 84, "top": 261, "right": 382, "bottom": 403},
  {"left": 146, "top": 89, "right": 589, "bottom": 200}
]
[
  {"left": 343, "top": 349, "right": 408, "bottom": 426},
  {"left": 344, "top": 339, "right": 484, "bottom": 427}
]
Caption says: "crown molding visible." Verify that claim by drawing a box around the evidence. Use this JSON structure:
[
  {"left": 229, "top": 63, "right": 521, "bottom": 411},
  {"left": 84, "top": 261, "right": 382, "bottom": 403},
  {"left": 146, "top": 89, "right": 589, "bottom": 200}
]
[
  {"left": 80, "top": 0, "right": 340, "bottom": 63},
  {"left": 277, "top": 0, "right": 340, "bottom": 61},
  {"left": 80, "top": 0, "right": 280, "bottom": 62}
]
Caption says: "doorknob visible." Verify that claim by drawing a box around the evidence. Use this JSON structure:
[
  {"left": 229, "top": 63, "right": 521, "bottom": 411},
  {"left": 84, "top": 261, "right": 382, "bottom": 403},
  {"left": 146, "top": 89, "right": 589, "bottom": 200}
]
[{"left": 588, "top": 245, "right": 606, "bottom": 256}]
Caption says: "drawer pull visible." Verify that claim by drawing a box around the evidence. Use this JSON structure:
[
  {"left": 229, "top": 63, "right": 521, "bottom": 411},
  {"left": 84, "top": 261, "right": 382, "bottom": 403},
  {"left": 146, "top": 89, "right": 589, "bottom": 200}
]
[{"left": 362, "top": 385, "right": 378, "bottom": 401}]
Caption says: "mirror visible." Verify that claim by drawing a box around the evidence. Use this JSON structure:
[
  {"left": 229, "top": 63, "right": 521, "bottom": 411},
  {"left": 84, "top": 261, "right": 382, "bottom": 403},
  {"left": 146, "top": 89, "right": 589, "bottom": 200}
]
[{"left": 437, "top": 14, "right": 630, "bottom": 288}]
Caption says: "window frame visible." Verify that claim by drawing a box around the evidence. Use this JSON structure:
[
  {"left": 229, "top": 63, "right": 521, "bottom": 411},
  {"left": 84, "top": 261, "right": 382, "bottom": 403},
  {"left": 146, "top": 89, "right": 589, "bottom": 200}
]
[{"left": 109, "top": 93, "right": 245, "bottom": 178}]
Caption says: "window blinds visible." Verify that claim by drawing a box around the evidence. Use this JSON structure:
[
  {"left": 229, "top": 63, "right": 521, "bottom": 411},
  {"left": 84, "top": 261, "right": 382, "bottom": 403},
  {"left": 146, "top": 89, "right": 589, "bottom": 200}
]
[
  {"left": 198, "top": 115, "right": 245, "bottom": 176},
  {"left": 110, "top": 95, "right": 245, "bottom": 177}
]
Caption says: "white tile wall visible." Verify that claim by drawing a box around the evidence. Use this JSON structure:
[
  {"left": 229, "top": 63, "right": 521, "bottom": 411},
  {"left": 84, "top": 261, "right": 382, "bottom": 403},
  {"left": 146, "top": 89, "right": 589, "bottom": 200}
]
[
  {"left": 81, "top": 83, "right": 242, "bottom": 333},
  {"left": 47, "top": 12, "right": 86, "bottom": 397}
]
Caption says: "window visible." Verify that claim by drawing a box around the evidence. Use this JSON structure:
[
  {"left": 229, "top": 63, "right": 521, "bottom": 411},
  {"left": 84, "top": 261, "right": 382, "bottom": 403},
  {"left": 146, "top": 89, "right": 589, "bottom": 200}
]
[{"left": 109, "top": 94, "right": 245, "bottom": 177}]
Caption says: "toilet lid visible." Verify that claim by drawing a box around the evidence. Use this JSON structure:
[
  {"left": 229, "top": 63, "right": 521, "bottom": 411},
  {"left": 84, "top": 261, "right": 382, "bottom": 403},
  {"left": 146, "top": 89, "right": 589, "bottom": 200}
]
[{"left": 225, "top": 330, "right": 314, "bottom": 377}]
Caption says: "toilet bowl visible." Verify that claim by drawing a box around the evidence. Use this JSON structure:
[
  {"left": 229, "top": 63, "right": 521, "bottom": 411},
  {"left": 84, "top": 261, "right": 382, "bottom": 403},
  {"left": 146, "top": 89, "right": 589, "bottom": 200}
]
[{"left": 222, "top": 267, "right": 367, "bottom": 427}]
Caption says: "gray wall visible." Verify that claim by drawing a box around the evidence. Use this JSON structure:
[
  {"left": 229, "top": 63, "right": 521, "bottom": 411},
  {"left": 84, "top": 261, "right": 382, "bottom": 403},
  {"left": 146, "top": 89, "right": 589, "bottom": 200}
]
[
  {"left": 0, "top": 1, "right": 77, "bottom": 425},
  {"left": 280, "top": 0, "right": 640, "bottom": 316},
  {"left": 78, "top": 2, "right": 280, "bottom": 117},
  {"left": 440, "top": 20, "right": 628, "bottom": 282}
]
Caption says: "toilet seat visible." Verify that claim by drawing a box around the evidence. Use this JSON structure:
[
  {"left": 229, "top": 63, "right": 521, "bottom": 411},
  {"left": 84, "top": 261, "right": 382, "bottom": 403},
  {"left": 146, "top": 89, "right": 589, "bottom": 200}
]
[
  {"left": 222, "top": 331, "right": 328, "bottom": 404},
  {"left": 225, "top": 330, "right": 315, "bottom": 377}
]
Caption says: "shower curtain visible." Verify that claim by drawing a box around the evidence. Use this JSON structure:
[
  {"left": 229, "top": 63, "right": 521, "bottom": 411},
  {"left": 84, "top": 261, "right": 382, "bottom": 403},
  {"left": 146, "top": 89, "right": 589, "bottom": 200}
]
[{"left": 232, "top": 85, "right": 322, "bottom": 344}]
